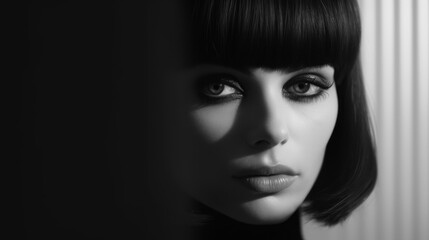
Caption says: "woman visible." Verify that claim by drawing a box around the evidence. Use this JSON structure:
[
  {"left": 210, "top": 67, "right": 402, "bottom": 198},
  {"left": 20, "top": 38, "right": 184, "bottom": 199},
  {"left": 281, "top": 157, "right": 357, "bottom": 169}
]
[{"left": 160, "top": 0, "right": 377, "bottom": 239}]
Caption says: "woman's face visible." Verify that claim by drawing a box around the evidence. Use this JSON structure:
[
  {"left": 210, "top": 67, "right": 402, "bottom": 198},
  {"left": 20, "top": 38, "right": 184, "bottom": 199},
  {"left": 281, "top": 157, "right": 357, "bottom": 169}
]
[{"left": 170, "top": 64, "right": 338, "bottom": 225}]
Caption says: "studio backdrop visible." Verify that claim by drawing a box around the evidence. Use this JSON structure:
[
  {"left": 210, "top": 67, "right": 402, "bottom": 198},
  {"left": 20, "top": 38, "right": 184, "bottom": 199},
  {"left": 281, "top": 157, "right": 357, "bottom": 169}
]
[{"left": 303, "top": 0, "right": 429, "bottom": 239}]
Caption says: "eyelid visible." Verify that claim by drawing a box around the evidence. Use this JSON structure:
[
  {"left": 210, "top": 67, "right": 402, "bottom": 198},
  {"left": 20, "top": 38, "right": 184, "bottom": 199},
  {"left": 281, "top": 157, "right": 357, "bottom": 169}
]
[
  {"left": 198, "top": 73, "right": 244, "bottom": 92},
  {"left": 221, "top": 79, "right": 244, "bottom": 93},
  {"left": 286, "top": 73, "right": 334, "bottom": 89}
]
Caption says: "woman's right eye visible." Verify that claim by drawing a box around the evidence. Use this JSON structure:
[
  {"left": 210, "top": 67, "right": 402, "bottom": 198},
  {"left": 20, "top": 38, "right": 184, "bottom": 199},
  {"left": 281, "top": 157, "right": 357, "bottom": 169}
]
[
  {"left": 198, "top": 74, "right": 244, "bottom": 103},
  {"left": 203, "top": 82, "right": 240, "bottom": 97}
]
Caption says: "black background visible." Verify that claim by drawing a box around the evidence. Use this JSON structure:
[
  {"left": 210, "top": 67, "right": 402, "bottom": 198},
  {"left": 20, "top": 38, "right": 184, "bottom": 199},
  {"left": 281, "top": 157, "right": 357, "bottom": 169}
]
[{"left": 20, "top": 1, "right": 186, "bottom": 239}]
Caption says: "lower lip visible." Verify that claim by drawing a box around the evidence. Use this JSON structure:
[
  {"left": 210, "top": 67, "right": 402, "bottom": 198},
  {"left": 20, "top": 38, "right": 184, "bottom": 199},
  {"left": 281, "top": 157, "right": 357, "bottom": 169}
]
[{"left": 237, "top": 175, "right": 298, "bottom": 194}]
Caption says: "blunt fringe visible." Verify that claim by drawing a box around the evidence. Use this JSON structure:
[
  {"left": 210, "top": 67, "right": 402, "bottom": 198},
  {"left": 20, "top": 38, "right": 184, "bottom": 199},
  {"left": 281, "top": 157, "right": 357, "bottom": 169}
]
[{"left": 186, "top": 0, "right": 377, "bottom": 226}]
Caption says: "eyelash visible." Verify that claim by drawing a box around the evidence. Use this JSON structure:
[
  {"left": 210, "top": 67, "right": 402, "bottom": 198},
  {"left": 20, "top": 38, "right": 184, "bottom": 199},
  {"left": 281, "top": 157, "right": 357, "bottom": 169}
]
[
  {"left": 198, "top": 73, "right": 333, "bottom": 104},
  {"left": 197, "top": 74, "right": 244, "bottom": 104},
  {"left": 283, "top": 74, "right": 333, "bottom": 103}
]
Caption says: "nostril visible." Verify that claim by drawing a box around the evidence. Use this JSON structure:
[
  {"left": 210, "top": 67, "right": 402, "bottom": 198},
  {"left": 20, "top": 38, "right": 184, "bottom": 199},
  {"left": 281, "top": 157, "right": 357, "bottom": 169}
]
[{"left": 280, "top": 139, "right": 287, "bottom": 145}]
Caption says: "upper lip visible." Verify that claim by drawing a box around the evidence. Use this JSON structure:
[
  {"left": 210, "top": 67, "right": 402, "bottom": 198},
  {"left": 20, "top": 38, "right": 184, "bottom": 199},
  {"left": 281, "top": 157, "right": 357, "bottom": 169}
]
[{"left": 232, "top": 164, "right": 299, "bottom": 178}]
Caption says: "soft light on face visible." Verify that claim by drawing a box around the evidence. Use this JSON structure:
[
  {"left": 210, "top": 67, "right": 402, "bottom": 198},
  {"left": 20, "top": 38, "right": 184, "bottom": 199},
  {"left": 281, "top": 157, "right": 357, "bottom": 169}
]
[{"left": 172, "top": 64, "right": 338, "bottom": 225}]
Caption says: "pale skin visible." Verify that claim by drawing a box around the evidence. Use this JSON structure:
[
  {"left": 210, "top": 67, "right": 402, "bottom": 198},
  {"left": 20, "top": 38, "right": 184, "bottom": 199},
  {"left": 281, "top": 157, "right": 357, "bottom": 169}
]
[{"left": 170, "top": 64, "right": 338, "bottom": 225}]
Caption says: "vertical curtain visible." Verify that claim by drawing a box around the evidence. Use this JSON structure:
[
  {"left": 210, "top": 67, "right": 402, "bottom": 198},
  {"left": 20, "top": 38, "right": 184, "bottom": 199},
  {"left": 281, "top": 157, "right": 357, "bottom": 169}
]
[{"left": 303, "top": 0, "right": 429, "bottom": 239}]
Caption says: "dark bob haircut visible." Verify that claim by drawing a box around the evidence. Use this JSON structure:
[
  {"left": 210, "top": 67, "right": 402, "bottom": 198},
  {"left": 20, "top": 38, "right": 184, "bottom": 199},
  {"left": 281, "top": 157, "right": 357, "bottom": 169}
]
[{"left": 183, "top": 0, "right": 377, "bottom": 226}]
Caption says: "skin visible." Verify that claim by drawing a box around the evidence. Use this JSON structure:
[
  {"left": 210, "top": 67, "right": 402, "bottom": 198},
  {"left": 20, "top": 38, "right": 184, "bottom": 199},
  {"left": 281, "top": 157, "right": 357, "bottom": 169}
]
[{"left": 170, "top": 64, "right": 338, "bottom": 225}]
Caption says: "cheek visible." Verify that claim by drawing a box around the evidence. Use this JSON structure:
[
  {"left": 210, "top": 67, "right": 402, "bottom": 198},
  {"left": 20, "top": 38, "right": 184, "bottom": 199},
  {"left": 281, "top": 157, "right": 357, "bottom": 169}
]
[
  {"left": 293, "top": 102, "right": 337, "bottom": 148},
  {"left": 302, "top": 90, "right": 338, "bottom": 143},
  {"left": 175, "top": 102, "right": 240, "bottom": 189},
  {"left": 288, "top": 89, "right": 338, "bottom": 178},
  {"left": 189, "top": 102, "right": 240, "bottom": 142}
]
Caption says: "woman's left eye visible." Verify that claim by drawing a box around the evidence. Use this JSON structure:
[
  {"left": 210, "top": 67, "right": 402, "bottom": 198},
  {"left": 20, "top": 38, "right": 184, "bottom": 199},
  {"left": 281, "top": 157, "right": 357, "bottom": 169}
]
[
  {"left": 286, "top": 81, "right": 321, "bottom": 95},
  {"left": 283, "top": 74, "right": 333, "bottom": 101}
]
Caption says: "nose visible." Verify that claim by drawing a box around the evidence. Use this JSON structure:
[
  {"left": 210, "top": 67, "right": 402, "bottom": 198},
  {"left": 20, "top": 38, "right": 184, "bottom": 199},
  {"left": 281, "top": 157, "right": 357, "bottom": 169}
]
[{"left": 245, "top": 93, "right": 289, "bottom": 149}]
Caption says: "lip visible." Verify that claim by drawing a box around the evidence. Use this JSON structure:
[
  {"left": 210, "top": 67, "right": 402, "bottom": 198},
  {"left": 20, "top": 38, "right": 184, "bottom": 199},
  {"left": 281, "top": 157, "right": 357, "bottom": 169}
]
[{"left": 232, "top": 165, "right": 299, "bottom": 194}]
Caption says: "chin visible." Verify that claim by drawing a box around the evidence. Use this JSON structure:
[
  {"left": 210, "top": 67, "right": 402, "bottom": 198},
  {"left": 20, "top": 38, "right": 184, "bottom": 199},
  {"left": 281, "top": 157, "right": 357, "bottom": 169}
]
[{"left": 225, "top": 195, "right": 301, "bottom": 225}]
